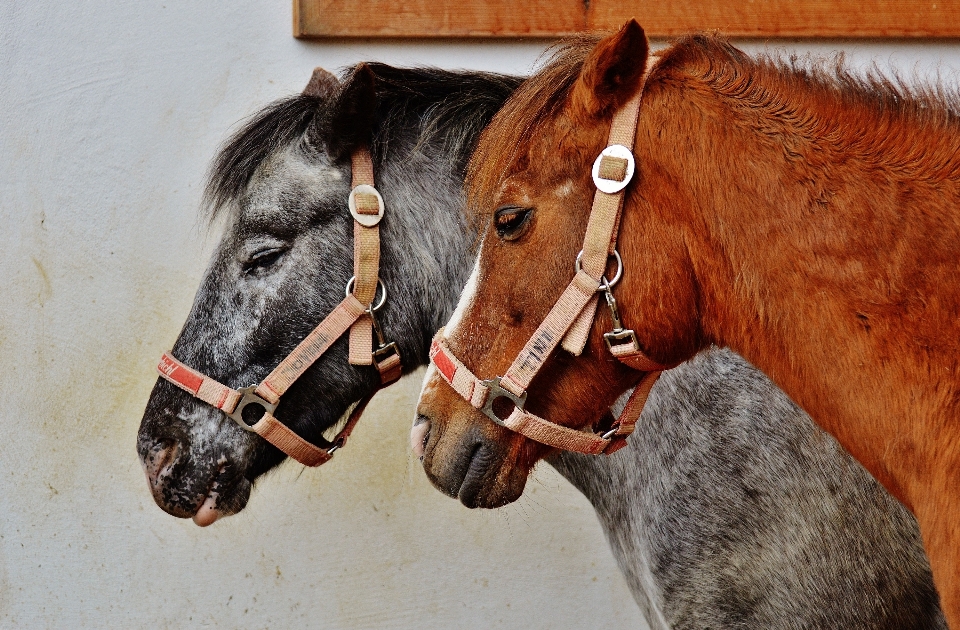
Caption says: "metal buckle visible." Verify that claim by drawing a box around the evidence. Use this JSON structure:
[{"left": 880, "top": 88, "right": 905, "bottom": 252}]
[
  {"left": 226, "top": 386, "right": 278, "bottom": 432},
  {"left": 480, "top": 377, "right": 528, "bottom": 427}
]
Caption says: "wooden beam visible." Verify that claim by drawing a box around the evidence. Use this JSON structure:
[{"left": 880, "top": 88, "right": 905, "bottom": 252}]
[
  {"left": 588, "top": 1, "right": 960, "bottom": 38},
  {"left": 294, "top": 0, "right": 960, "bottom": 38},
  {"left": 294, "top": 0, "right": 585, "bottom": 38}
]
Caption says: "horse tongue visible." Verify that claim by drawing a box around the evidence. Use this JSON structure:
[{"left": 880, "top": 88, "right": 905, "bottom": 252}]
[{"left": 192, "top": 493, "right": 220, "bottom": 527}]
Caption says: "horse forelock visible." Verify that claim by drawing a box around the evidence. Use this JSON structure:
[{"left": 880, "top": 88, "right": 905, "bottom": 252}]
[
  {"left": 470, "top": 30, "right": 960, "bottom": 222},
  {"left": 204, "top": 64, "right": 523, "bottom": 226},
  {"left": 466, "top": 36, "right": 599, "bottom": 219},
  {"left": 203, "top": 93, "right": 325, "bottom": 223}
]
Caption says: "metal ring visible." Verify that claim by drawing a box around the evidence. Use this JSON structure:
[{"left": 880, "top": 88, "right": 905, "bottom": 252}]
[
  {"left": 574, "top": 250, "right": 623, "bottom": 289},
  {"left": 345, "top": 277, "right": 387, "bottom": 311}
]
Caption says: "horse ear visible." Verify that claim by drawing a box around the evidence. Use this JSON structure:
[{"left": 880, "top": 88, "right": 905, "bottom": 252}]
[
  {"left": 327, "top": 63, "right": 378, "bottom": 161},
  {"left": 303, "top": 67, "right": 339, "bottom": 99},
  {"left": 572, "top": 19, "right": 649, "bottom": 118}
]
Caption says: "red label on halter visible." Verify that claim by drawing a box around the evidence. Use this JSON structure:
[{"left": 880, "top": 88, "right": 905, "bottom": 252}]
[
  {"left": 158, "top": 353, "right": 202, "bottom": 394},
  {"left": 431, "top": 341, "right": 457, "bottom": 383}
]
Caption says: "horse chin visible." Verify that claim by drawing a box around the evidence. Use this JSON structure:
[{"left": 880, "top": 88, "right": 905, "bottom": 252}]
[{"left": 457, "top": 450, "right": 528, "bottom": 509}]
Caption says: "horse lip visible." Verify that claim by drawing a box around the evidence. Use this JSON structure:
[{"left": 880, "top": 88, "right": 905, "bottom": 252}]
[
  {"left": 456, "top": 443, "right": 491, "bottom": 508},
  {"left": 411, "top": 415, "right": 431, "bottom": 460},
  {"left": 144, "top": 452, "right": 251, "bottom": 521}
]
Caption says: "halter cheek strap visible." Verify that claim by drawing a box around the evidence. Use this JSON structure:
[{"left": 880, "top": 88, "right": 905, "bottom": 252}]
[
  {"left": 431, "top": 75, "right": 675, "bottom": 456},
  {"left": 157, "top": 146, "right": 402, "bottom": 467}
]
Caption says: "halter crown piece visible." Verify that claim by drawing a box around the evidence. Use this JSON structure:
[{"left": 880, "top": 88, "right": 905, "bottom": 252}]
[
  {"left": 430, "top": 74, "right": 674, "bottom": 456},
  {"left": 156, "top": 146, "right": 402, "bottom": 467}
]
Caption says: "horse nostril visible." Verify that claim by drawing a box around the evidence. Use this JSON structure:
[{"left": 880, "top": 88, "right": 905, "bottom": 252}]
[
  {"left": 411, "top": 415, "right": 431, "bottom": 461},
  {"left": 143, "top": 438, "right": 179, "bottom": 488}
]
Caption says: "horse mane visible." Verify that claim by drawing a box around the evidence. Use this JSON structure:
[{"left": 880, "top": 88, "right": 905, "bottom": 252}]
[
  {"left": 203, "top": 64, "right": 522, "bottom": 222},
  {"left": 469, "top": 32, "right": 960, "bottom": 215},
  {"left": 659, "top": 35, "right": 960, "bottom": 179}
]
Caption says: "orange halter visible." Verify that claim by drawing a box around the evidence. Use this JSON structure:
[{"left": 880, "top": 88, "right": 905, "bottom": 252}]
[
  {"left": 430, "top": 82, "right": 673, "bottom": 456},
  {"left": 156, "top": 147, "right": 402, "bottom": 466}
]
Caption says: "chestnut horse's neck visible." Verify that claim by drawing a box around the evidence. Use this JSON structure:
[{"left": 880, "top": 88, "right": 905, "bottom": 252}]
[{"left": 624, "top": 40, "right": 960, "bottom": 506}]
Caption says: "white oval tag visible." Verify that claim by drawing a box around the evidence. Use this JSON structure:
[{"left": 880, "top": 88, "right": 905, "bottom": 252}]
[
  {"left": 348, "top": 184, "right": 385, "bottom": 227},
  {"left": 591, "top": 144, "right": 636, "bottom": 194}
]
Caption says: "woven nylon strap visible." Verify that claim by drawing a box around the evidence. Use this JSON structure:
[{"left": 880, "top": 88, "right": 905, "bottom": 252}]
[
  {"left": 156, "top": 146, "right": 402, "bottom": 467},
  {"left": 495, "top": 92, "right": 645, "bottom": 399},
  {"left": 158, "top": 352, "right": 334, "bottom": 465},
  {"left": 431, "top": 79, "right": 673, "bottom": 455},
  {"left": 257, "top": 294, "right": 367, "bottom": 405},
  {"left": 348, "top": 149, "right": 380, "bottom": 365},
  {"left": 430, "top": 335, "right": 662, "bottom": 454}
]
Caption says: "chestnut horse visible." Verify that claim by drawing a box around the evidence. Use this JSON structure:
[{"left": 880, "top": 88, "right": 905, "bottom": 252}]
[{"left": 416, "top": 22, "right": 960, "bottom": 625}]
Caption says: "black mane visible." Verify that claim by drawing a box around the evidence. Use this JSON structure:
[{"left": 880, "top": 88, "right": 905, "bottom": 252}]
[{"left": 203, "top": 64, "right": 522, "bottom": 220}]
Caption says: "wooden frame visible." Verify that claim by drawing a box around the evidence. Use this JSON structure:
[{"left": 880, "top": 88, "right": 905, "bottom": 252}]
[{"left": 294, "top": 1, "right": 960, "bottom": 39}]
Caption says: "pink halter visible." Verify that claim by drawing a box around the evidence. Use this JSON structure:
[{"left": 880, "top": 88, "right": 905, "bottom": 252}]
[{"left": 157, "top": 147, "right": 401, "bottom": 466}]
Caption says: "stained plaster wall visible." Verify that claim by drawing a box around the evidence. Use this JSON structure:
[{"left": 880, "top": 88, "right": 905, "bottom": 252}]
[{"left": 1, "top": 2, "right": 959, "bottom": 628}]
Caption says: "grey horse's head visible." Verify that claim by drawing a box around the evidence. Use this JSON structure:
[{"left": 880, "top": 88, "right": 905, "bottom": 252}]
[{"left": 138, "top": 64, "right": 520, "bottom": 524}]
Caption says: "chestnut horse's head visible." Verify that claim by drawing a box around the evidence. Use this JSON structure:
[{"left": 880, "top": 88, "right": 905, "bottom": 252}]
[{"left": 415, "top": 21, "right": 704, "bottom": 508}]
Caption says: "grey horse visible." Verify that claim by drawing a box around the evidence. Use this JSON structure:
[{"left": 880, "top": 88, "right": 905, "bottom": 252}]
[{"left": 137, "top": 63, "right": 944, "bottom": 628}]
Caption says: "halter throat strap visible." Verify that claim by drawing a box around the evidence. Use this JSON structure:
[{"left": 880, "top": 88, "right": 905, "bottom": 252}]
[
  {"left": 432, "top": 71, "right": 674, "bottom": 456},
  {"left": 157, "top": 146, "right": 402, "bottom": 467}
]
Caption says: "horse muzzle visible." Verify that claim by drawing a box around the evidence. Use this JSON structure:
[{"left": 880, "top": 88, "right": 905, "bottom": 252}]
[
  {"left": 414, "top": 380, "right": 530, "bottom": 509},
  {"left": 138, "top": 381, "right": 259, "bottom": 523}
]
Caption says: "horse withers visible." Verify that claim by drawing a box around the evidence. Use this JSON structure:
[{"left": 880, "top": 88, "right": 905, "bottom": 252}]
[
  {"left": 138, "top": 63, "right": 944, "bottom": 627},
  {"left": 415, "top": 21, "right": 960, "bottom": 625}
]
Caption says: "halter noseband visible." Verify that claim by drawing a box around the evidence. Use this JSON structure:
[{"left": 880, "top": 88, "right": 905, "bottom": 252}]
[
  {"left": 430, "top": 74, "right": 673, "bottom": 456},
  {"left": 156, "top": 146, "right": 402, "bottom": 467}
]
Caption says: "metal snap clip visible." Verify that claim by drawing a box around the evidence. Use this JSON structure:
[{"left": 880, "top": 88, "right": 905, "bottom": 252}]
[{"left": 599, "top": 276, "right": 641, "bottom": 354}]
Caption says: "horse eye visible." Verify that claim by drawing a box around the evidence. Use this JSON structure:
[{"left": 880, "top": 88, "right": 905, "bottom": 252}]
[
  {"left": 243, "top": 247, "right": 287, "bottom": 273},
  {"left": 493, "top": 206, "right": 533, "bottom": 240}
]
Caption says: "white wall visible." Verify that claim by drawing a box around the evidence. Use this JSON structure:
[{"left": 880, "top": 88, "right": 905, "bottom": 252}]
[{"left": 1, "top": 2, "right": 959, "bottom": 628}]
